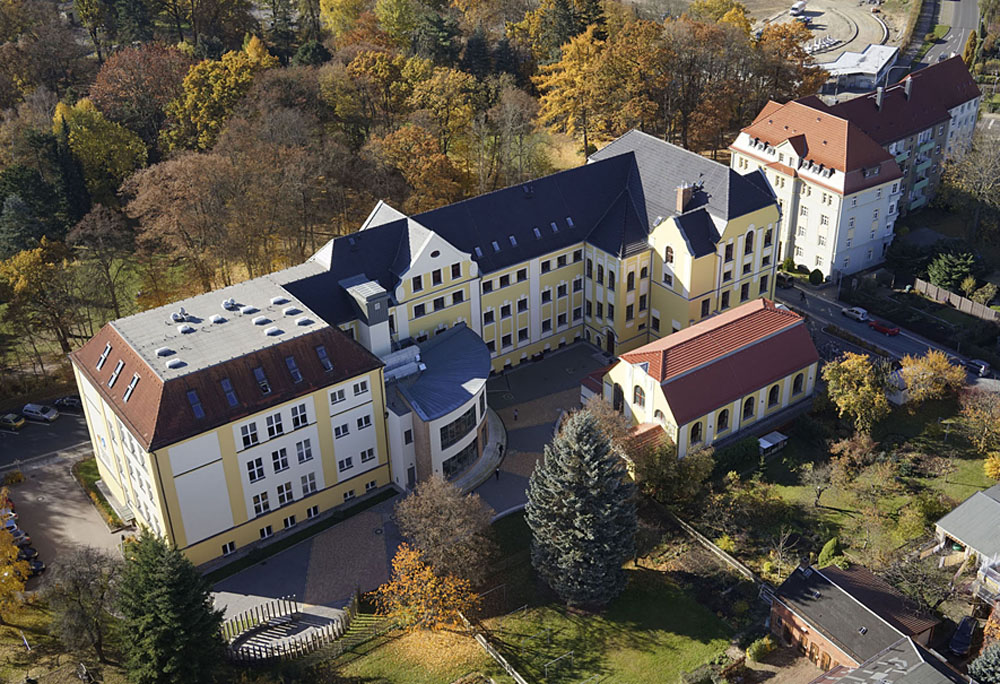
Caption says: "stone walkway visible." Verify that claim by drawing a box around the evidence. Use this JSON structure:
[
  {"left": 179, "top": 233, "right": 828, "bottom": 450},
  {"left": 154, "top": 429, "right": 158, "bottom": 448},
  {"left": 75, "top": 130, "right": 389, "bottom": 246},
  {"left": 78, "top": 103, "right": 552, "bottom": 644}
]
[{"left": 452, "top": 408, "right": 508, "bottom": 494}]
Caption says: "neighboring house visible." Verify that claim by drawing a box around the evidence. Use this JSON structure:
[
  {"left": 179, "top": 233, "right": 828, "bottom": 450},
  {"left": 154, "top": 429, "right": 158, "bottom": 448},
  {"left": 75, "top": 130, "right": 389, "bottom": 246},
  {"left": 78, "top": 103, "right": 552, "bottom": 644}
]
[
  {"left": 935, "top": 483, "right": 1000, "bottom": 604},
  {"left": 732, "top": 57, "right": 980, "bottom": 278},
  {"left": 771, "top": 564, "right": 940, "bottom": 671},
  {"left": 809, "top": 637, "right": 967, "bottom": 684},
  {"left": 824, "top": 44, "right": 899, "bottom": 91},
  {"left": 603, "top": 299, "right": 819, "bottom": 457},
  {"left": 71, "top": 130, "right": 780, "bottom": 566}
]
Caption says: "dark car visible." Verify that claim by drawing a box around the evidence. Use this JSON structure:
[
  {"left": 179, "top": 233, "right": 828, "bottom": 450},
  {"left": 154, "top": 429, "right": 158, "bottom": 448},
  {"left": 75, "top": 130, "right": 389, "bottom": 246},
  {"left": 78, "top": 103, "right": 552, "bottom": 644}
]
[
  {"left": 10, "top": 529, "right": 30, "bottom": 547},
  {"left": 27, "top": 559, "right": 45, "bottom": 577},
  {"left": 53, "top": 396, "right": 82, "bottom": 410},
  {"left": 776, "top": 273, "right": 795, "bottom": 289},
  {"left": 950, "top": 616, "right": 977, "bottom": 656},
  {"left": 16, "top": 546, "right": 37, "bottom": 561},
  {"left": 868, "top": 320, "right": 900, "bottom": 336}
]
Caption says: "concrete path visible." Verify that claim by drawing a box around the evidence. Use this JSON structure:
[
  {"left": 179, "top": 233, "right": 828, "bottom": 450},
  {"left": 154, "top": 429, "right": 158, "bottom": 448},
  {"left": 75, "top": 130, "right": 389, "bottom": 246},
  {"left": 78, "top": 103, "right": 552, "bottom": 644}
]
[{"left": 452, "top": 408, "right": 508, "bottom": 494}]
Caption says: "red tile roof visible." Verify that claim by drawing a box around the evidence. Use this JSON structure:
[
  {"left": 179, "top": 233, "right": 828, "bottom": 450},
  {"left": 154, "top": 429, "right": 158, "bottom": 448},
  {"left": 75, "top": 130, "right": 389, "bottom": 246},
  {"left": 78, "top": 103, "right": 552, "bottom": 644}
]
[
  {"left": 742, "top": 100, "right": 893, "bottom": 173},
  {"left": 71, "top": 324, "right": 382, "bottom": 451},
  {"left": 582, "top": 364, "right": 615, "bottom": 394},
  {"left": 627, "top": 422, "right": 671, "bottom": 453},
  {"left": 820, "top": 565, "right": 940, "bottom": 637},
  {"left": 620, "top": 300, "right": 818, "bottom": 425}
]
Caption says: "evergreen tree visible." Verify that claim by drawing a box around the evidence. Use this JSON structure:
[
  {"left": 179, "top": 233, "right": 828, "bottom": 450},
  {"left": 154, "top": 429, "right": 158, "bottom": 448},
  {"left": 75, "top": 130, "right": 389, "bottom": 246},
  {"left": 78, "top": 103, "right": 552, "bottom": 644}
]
[
  {"left": 0, "top": 196, "right": 45, "bottom": 259},
  {"left": 292, "top": 39, "right": 332, "bottom": 65},
  {"left": 574, "top": 0, "right": 606, "bottom": 37},
  {"left": 526, "top": 410, "right": 636, "bottom": 608},
  {"left": 492, "top": 36, "right": 520, "bottom": 78},
  {"left": 460, "top": 27, "right": 492, "bottom": 79},
  {"left": 970, "top": 643, "right": 1000, "bottom": 684},
  {"left": 115, "top": 0, "right": 155, "bottom": 43},
  {"left": 116, "top": 529, "right": 224, "bottom": 684},
  {"left": 541, "top": 0, "right": 580, "bottom": 63},
  {"left": 411, "top": 12, "right": 461, "bottom": 65},
  {"left": 266, "top": 0, "right": 298, "bottom": 62}
]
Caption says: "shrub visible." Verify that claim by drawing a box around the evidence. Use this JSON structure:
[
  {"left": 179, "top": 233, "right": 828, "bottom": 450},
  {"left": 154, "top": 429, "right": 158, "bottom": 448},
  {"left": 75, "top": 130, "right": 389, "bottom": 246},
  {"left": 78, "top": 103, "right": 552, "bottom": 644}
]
[
  {"left": 818, "top": 537, "right": 840, "bottom": 567},
  {"left": 972, "top": 282, "right": 999, "bottom": 305},
  {"left": 796, "top": 264, "right": 810, "bottom": 274},
  {"left": 782, "top": 257, "right": 796, "bottom": 273},
  {"left": 809, "top": 269, "right": 823, "bottom": 285},
  {"left": 746, "top": 635, "right": 776, "bottom": 662},
  {"left": 924, "top": 32, "right": 937, "bottom": 42},
  {"left": 986, "top": 453, "right": 1000, "bottom": 480},
  {"left": 3, "top": 470, "right": 24, "bottom": 485},
  {"left": 714, "top": 437, "right": 759, "bottom": 476},
  {"left": 715, "top": 534, "right": 737, "bottom": 553}
]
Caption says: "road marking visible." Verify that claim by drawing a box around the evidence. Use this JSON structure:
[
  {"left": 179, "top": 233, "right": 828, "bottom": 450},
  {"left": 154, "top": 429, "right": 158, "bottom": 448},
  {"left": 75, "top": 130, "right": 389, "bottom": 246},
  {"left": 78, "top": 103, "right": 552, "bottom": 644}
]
[{"left": 0, "top": 441, "right": 91, "bottom": 473}]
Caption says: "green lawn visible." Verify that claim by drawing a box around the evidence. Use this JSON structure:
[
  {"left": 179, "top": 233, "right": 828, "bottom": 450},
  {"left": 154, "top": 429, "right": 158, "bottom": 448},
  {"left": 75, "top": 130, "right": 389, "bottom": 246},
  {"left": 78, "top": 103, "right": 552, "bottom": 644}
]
[
  {"left": 915, "top": 24, "right": 951, "bottom": 61},
  {"left": 72, "top": 458, "right": 124, "bottom": 528},
  {"left": 487, "top": 569, "right": 731, "bottom": 684}
]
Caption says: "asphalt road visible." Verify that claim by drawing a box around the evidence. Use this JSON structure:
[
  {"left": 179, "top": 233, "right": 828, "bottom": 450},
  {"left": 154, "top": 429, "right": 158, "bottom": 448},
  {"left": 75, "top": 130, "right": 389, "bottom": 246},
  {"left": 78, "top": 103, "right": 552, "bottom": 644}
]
[
  {"left": 920, "top": 0, "right": 979, "bottom": 66},
  {"left": 0, "top": 411, "right": 90, "bottom": 469}
]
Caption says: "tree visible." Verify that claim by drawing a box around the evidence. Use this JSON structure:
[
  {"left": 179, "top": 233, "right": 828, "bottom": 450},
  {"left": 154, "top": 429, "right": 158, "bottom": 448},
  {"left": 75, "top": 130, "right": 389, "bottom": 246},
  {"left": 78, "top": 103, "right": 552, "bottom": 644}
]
[
  {"left": 44, "top": 547, "right": 123, "bottom": 661},
  {"left": 375, "top": 0, "right": 417, "bottom": 46},
  {"left": 942, "top": 133, "right": 1000, "bottom": 241},
  {"left": 116, "top": 529, "right": 224, "bottom": 684},
  {"left": 291, "top": 39, "right": 331, "bottom": 65},
  {"left": 74, "top": 0, "right": 116, "bottom": 63},
  {"left": 0, "top": 163, "right": 69, "bottom": 247},
  {"left": 821, "top": 353, "right": 891, "bottom": 433},
  {"left": 534, "top": 25, "right": 604, "bottom": 153},
  {"left": 973, "top": 282, "right": 999, "bottom": 305},
  {"left": 927, "top": 251, "right": 977, "bottom": 290},
  {"left": 960, "top": 274, "right": 978, "bottom": 297},
  {"left": 526, "top": 409, "right": 636, "bottom": 608},
  {"left": 960, "top": 389, "right": 1000, "bottom": 454},
  {"left": 969, "top": 642, "right": 1000, "bottom": 684},
  {"left": 817, "top": 537, "right": 839, "bottom": 567},
  {"left": 686, "top": 0, "right": 750, "bottom": 21},
  {"left": 53, "top": 100, "right": 148, "bottom": 205},
  {"left": 881, "top": 558, "right": 953, "bottom": 614},
  {"left": 986, "top": 452, "right": 1000, "bottom": 480},
  {"left": 631, "top": 442, "right": 714, "bottom": 507},
  {"left": 371, "top": 125, "right": 466, "bottom": 213},
  {"left": 0, "top": 528, "right": 29, "bottom": 624},
  {"left": 460, "top": 26, "right": 492, "bottom": 79},
  {"left": 0, "top": 238, "right": 79, "bottom": 353},
  {"left": 161, "top": 39, "right": 279, "bottom": 151},
  {"left": 114, "top": 0, "right": 155, "bottom": 43},
  {"left": 372, "top": 543, "right": 479, "bottom": 630},
  {"left": 90, "top": 44, "right": 193, "bottom": 152},
  {"left": 407, "top": 66, "right": 479, "bottom": 154},
  {"left": 394, "top": 475, "right": 497, "bottom": 586},
  {"left": 0, "top": 194, "right": 45, "bottom": 258},
  {"left": 510, "top": 0, "right": 583, "bottom": 64},
  {"left": 800, "top": 461, "right": 832, "bottom": 506},
  {"left": 411, "top": 11, "right": 461, "bottom": 64},
  {"left": 899, "top": 349, "right": 967, "bottom": 404},
  {"left": 963, "top": 30, "right": 979, "bottom": 66},
  {"left": 319, "top": 0, "right": 367, "bottom": 36},
  {"left": 68, "top": 205, "right": 135, "bottom": 318}
]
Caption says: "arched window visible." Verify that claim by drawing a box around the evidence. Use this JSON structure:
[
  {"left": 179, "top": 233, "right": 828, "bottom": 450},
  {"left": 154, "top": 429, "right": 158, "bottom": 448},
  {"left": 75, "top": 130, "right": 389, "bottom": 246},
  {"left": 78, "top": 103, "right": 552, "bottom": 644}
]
[
  {"left": 640, "top": 266, "right": 648, "bottom": 278},
  {"left": 718, "top": 408, "right": 729, "bottom": 432},
  {"left": 608, "top": 271, "right": 616, "bottom": 291},
  {"left": 768, "top": 384, "right": 781, "bottom": 407},
  {"left": 691, "top": 422, "right": 703, "bottom": 444},
  {"left": 793, "top": 373, "right": 804, "bottom": 395},
  {"left": 597, "top": 264, "right": 604, "bottom": 284},
  {"left": 612, "top": 383, "right": 624, "bottom": 412},
  {"left": 586, "top": 259, "right": 593, "bottom": 278},
  {"left": 743, "top": 396, "right": 755, "bottom": 420},
  {"left": 665, "top": 246, "right": 674, "bottom": 264},
  {"left": 627, "top": 272, "right": 636, "bottom": 291},
  {"left": 745, "top": 230, "right": 754, "bottom": 254},
  {"left": 633, "top": 385, "right": 645, "bottom": 408},
  {"left": 654, "top": 409, "right": 665, "bottom": 424}
]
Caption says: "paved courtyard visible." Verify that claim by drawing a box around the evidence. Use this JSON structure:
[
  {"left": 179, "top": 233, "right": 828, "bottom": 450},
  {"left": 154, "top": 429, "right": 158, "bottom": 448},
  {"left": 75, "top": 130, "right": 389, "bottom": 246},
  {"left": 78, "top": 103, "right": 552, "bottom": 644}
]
[{"left": 213, "top": 342, "right": 609, "bottom": 616}]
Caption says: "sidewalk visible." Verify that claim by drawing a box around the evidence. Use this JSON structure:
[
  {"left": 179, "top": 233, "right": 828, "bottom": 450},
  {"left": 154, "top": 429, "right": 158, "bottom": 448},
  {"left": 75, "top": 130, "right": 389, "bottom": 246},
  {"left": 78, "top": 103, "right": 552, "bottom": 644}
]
[{"left": 452, "top": 408, "right": 507, "bottom": 494}]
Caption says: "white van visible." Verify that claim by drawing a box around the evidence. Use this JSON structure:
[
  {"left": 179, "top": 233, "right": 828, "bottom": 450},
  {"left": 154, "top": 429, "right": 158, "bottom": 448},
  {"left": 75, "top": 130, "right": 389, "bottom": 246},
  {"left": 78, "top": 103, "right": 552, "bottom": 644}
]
[
  {"left": 790, "top": 1, "right": 807, "bottom": 15},
  {"left": 22, "top": 403, "right": 59, "bottom": 422}
]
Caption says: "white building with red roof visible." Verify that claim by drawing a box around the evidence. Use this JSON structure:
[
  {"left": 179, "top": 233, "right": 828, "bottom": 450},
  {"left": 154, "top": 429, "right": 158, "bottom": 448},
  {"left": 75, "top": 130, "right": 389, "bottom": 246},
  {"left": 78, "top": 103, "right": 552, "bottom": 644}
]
[{"left": 603, "top": 299, "right": 819, "bottom": 457}]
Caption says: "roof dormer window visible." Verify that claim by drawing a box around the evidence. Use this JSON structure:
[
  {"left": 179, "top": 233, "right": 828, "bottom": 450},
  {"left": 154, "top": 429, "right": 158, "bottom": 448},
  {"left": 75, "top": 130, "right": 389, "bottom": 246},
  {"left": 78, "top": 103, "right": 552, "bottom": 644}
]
[
  {"left": 492, "top": 241, "right": 500, "bottom": 252},
  {"left": 187, "top": 389, "right": 205, "bottom": 419},
  {"left": 253, "top": 367, "right": 271, "bottom": 394},
  {"left": 107, "top": 360, "right": 124, "bottom": 388},
  {"left": 97, "top": 343, "right": 112, "bottom": 370},
  {"left": 315, "top": 345, "right": 333, "bottom": 372}
]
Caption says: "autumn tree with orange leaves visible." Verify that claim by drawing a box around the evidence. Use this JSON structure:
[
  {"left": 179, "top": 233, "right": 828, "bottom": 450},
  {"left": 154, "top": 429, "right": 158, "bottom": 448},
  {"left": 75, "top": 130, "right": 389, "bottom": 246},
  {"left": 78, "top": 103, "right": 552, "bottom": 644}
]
[{"left": 373, "top": 544, "right": 479, "bottom": 631}]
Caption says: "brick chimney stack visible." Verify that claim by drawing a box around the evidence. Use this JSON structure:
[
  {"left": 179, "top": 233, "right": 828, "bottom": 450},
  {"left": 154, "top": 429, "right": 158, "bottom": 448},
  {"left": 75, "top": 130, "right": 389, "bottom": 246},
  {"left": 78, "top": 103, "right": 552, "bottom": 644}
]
[
  {"left": 676, "top": 183, "right": 694, "bottom": 213},
  {"left": 904, "top": 77, "right": 912, "bottom": 100}
]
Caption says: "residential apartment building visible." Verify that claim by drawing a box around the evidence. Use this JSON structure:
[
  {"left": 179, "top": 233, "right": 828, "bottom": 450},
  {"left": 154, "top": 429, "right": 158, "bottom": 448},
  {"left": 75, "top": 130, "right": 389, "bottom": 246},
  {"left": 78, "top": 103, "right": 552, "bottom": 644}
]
[
  {"left": 603, "top": 299, "right": 819, "bottom": 457},
  {"left": 732, "top": 57, "right": 980, "bottom": 277},
  {"left": 71, "top": 130, "right": 781, "bottom": 565}
]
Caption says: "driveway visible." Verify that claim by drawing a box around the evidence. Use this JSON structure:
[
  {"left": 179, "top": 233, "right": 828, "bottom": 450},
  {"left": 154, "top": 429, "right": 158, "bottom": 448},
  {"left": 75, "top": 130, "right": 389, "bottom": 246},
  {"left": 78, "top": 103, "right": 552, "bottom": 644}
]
[
  {"left": 0, "top": 412, "right": 90, "bottom": 469},
  {"left": 9, "top": 457, "right": 124, "bottom": 588}
]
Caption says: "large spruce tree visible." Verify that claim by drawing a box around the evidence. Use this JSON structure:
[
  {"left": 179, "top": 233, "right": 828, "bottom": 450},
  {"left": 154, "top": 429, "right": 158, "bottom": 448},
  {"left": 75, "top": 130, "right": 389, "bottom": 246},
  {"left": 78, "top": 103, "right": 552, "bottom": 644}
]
[
  {"left": 526, "top": 409, "right": 636, "bottom": 608},
  {"left": 116, "top": 529, "right": 224, "bottom": 684}
]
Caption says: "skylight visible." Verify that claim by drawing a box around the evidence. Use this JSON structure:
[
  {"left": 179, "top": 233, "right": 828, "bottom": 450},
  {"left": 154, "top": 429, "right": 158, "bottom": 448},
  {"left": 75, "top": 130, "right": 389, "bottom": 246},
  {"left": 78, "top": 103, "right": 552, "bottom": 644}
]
[
  {"left": 566, "top": 216, "right": 574, "bottom": 227},
  {"left": 123, "top": 374, "right": 139, "bottom": 403},
  {"left": 533, "top": 227, "right": 542, "bottom": 239},
  {"left": 474, "top": 246, "right": 483, "bottom": 258},
  {"left": 220, "top": 377, "right": 239, "bottom": 406},
  {"left": 315, "top": 345, "right": 333, "bottom": 372},
  {"left": 107, "top": 360, "right": 124, "bottom": 388},
  {"left": 187, "top": 389, "right": 205, "bottom": 419},
  {"left": 253, "top": 367, "right": 271, "bottom": 394},
  {"left": 550, "top": 222, "right": 559, "bottom": 233},
  {"left": 285, "top": 355, "right": 303, "bottom": 383},
  {"left": 491, "top": 241, "right": 501, "bottom": 252},
  {"left": 509, "top": 235, "right": 517, "bottom": 247},
  {"left": 97, "top": 343, "right": 111, "bottom": 370}
]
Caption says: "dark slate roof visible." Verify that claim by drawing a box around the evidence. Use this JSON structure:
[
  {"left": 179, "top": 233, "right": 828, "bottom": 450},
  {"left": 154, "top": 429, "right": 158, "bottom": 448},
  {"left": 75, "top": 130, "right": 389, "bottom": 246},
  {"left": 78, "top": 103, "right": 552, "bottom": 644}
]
[
  {"left": 813, "top": 638, "right": 968, "bottom": 684},
  {"left": 820, "top": 565, "right": 939, "bottom": 637},
  {"left": 675, "top": 209, "right": 721, "bottom": 258},
  {"left": 775, "top": 565, "right": 904, "bottom": 662},
  {"left": 414, "top": 153, "right": 647, "bottom": 271},
  {"left": 935, "top": 483, "right": 1000, "bottom": 560},
  {"left": 589, "top": 129, "right": 777, "bottom": 222},
  {"left": 392, "top": 323, "right": 490, "bottom": 422}
]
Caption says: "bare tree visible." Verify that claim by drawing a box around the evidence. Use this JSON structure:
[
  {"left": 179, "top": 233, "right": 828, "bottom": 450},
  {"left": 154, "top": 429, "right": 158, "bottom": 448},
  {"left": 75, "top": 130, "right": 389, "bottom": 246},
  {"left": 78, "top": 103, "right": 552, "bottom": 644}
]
[
  {"left": 770, "top": 526, "right": 795, "bottom": 579},
  {"left": 395, "top": 476, "right": 498, "bottom": 586},
  {"left": 942, "top": 132, "right": 1000, "bottom": 242},
  {"left": 43, "top": 546, "right": 123, "bottom": 662},
  {"left": 800, "top": 461, "right": 832, "bottom": 507}
]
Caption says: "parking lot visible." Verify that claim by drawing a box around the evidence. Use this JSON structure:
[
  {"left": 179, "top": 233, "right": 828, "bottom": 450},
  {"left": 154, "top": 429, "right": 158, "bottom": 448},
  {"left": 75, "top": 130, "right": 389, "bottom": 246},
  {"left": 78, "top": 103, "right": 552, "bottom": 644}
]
[{"left": 0, "top": 410, "right": 89, "bottom": 469}]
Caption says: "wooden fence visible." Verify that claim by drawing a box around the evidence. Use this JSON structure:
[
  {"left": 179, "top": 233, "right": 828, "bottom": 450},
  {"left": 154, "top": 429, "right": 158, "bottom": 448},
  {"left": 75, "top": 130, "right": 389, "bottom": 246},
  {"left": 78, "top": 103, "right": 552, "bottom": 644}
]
[{"left": 914, "top": 278, "right": 1000, "bottom": 323}]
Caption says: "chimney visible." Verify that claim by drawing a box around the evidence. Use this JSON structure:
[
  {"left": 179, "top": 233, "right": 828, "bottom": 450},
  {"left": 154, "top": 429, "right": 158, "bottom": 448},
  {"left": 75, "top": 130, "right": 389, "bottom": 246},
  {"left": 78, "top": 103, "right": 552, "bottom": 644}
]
[
  {"left": 904, "top": 77, "right": 912, "bottom": 100},
  {"left": 676, "top": 183, "right": 694, "bottom": 213},
  {"left": 874, "top": 86, "right": 883, "bottom": 110}
]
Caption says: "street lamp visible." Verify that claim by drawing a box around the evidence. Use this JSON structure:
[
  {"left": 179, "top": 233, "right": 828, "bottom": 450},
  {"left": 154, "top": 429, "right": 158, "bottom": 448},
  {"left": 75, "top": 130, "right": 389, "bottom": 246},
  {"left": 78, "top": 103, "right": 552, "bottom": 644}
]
[{"left": 881, "top": 64, "right": 910, "bottom": 88}]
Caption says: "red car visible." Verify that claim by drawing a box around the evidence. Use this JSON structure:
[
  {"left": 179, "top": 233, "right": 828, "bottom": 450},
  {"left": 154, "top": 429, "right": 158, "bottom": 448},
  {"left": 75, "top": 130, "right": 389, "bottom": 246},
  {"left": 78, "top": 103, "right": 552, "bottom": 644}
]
[{"left": 868, "top": 320, "right": 900, "bottom": 336}]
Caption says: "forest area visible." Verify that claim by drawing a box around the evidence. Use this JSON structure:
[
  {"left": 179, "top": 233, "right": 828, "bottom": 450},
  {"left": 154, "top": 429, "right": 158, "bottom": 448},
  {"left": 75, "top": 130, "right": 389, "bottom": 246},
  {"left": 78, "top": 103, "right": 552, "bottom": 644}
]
[{"left": 0, "top": 0, "right": 826, "bottom": 399}]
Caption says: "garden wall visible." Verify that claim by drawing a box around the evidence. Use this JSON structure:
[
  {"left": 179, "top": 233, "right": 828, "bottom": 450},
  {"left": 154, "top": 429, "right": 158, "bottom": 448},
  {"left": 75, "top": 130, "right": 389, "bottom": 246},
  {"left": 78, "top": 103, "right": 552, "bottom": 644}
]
[{"left": 914, "top": 278, "right": 1000, "bottom": 323}]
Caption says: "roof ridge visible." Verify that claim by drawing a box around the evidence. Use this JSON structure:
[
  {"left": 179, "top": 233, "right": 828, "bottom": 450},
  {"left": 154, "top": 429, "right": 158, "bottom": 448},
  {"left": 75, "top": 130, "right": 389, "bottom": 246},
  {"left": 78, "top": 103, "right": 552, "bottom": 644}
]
[{"left": 814, "top": 566, "right": 906, "bottom": 640}]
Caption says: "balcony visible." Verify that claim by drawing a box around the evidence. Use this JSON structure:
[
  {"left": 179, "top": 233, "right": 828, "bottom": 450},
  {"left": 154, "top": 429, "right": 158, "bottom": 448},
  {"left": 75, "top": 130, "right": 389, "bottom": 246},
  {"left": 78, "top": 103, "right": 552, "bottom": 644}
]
[
  {"left": 918, "top": 140, "right": 934, "bottom": 154},
  {"left": 910, "top": 195, "right": 928, "bottom": 210},
  {"left": 912, "top": 177, "right": 929, "bottom": 194},
  {"left": 915, "top": 158, "right": 931, "bottom": 175},
  {"left": 894, "top": 149, "right": 910, "bottom": 163}
]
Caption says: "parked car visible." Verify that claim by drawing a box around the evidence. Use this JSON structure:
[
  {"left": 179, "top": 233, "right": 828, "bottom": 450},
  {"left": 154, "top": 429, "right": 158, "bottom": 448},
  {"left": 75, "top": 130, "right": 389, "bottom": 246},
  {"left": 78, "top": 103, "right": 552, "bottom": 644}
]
[
  {"left": 965, "top": 359, "right": 992, "bottom": 377},
  {"left": 776, "top": 273, "right": 795, "bottom": 289},
  {"left": 0, "top": 508, "right": 18, "bottom": 522},
  {"left": 2, "top": 518, "right": 17, "bottom": 533},
  {"left": 26, "top": 559, "right": 45, "bottom": 577},
  {"left": 950, "top": 616, "right": 977, "bottom": 656},
  {"left": 868, "top": 320, "right": 900, "bottom": 336},
  {"left": 10, "top": 529, "right": 30, "bottom": 547},
  {"left": 841, "top": 306, "right": 870, "bottom": 322},
  {"left": 16, "top": 546, "right": 37, "bottom": 561},
  {"left": 53, "top": 396, "right": 82, "bottom": 410},
  {"left": 0, "top": 413, "right": 25, "bottom": 432},
  {"left": 22, "top": 403, "right": 59, "bottom": 422}
]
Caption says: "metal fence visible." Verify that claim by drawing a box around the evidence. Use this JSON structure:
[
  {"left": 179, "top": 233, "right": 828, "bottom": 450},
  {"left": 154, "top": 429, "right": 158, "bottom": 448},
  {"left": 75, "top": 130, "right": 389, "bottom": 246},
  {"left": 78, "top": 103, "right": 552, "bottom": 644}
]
[
  {"left": 914, "top": 278, "right": 1000, "bottom": 323},
  {"left": 221, "top": 595, "right": 299, "bottom": 643}
]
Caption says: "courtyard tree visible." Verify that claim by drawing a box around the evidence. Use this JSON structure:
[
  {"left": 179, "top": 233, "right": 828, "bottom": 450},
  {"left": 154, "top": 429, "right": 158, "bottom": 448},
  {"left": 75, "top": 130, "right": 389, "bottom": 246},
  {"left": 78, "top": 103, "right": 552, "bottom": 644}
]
[
  {"left": 821, "top": 353, "right": 891, "bottom": 433},
  {"left": 372, "top": 543, "right": 479, "bottom": 630},
  {"left": 44, "top": 546, "right": 123, "bottom": 662},
  {"left": 116, "top": 529, "right": 224, "bottom": 684},
  {"left": 970, "top": 643, "right": 1000, "bottom": 684},
  {"left": 799, "top": 461, "right": 832, "bottom": 507},
  {"left": 67, "top": 205, "right": 135, "bottom": 319},
  {"left": 899, "top": 349, "right": 967, "bottom": 404},
  {"left": 394, "top": 475, "right": 498, "bottom": 586},
  {"left": 960, "top": 388, "right": 1000, "bottom": 454},
  {"left": 0, "top": 528, "right": 29, "bottom": 624},
  {"left": 927, "top": 251, "right": 977, "bottom": 291},
  {"left": 881, "top": 558, "right": 953, "bottom": 614},
  {"left": 631, "top": 441, "right": 714, "bottom": 509},
  {"left": 526, "top": 409, "right": 637, "bottom": 608}
]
